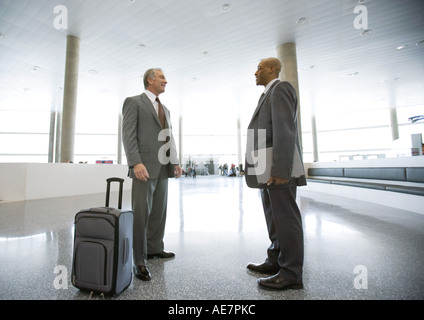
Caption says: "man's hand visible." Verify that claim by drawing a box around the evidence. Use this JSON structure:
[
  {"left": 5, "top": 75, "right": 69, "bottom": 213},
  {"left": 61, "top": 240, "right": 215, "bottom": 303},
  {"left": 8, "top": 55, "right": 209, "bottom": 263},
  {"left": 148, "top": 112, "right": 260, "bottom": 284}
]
[
  {"left": 134, "top": 163, "right": 149, "bottom": 182},
  {"left": 174, "top": 165, "right": 182, "bottom": 178},
  {"left": 267, "top": 176, "right": 289, "bottom": 186}
]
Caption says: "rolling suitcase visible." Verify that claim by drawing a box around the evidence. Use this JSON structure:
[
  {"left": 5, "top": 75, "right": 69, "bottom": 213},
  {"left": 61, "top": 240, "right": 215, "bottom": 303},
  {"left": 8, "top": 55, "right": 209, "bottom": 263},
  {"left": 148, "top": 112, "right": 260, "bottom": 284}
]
[{"left": 72, "top": 177, "right": 133, "bottom": 295}]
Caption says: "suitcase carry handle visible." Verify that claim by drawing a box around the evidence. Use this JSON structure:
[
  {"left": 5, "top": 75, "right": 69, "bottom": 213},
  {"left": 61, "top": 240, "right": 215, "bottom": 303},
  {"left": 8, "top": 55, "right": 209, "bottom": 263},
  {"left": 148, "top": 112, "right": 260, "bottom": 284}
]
[{"left": 106, "top": 177, "right": 125, "bottom": 209}]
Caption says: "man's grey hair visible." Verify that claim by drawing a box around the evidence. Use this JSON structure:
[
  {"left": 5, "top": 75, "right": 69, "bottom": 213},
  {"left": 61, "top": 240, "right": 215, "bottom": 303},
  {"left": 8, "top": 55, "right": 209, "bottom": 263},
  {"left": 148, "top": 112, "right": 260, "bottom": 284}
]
[{"left": 143, "top": 68, "right": 163, "bottom": 89}]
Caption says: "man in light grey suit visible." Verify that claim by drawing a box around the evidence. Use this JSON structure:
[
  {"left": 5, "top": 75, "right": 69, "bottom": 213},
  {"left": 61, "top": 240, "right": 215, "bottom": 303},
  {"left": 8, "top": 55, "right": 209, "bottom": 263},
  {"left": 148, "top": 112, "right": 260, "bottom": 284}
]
[
  {"left": 245, "top": 58, "right": 306, "bottom": 290},
  {"left": 122, "top": 68, "right": 182, "bottom": 281}
]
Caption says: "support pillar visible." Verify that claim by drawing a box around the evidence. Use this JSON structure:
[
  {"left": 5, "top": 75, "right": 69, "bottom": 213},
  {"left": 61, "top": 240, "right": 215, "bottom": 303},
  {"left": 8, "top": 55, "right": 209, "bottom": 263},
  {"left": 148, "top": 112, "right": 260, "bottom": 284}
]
[
  {"left": 311, "top": 114, "right": 319, "bottom": 162},
  {"left": 48, "top": 110, "right": 56, "bottom": 163},
  {"left": 388, "top": 83, "right": 399, "bottom": 141},
  {"left": 179, "top": 116, "right": 183, "bottom": 166},
  {"left": 60, "top": 35, "right": 80, "bottom": 163},
  {"left": 117, "top": 113, "right": 122, "bottom": 164},
  {"left": 277, "top": 43, "right": 303, "bottom": 149}
]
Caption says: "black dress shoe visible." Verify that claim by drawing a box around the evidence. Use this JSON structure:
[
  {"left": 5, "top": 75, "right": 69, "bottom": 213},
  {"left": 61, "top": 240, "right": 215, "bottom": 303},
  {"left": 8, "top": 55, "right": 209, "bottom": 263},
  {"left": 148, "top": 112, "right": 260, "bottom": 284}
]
[
  {"left": 246, "top": 262, "right": 280, "bottom": 275},
  {"left": 133, "top": 265, "right": 151, "bottom": 281},
  {"left": 147, "top": 251, "right": 175, "bottom": 259},
  {"left": 257, "top": 274, "right": 303, "bottom": 291}
]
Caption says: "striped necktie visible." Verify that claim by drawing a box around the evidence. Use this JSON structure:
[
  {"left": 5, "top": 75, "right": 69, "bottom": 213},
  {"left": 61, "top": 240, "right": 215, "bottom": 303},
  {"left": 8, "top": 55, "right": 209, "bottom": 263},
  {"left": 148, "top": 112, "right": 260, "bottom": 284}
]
[{"left": 156, "top": 97, "right": 166, "bottom": 128}]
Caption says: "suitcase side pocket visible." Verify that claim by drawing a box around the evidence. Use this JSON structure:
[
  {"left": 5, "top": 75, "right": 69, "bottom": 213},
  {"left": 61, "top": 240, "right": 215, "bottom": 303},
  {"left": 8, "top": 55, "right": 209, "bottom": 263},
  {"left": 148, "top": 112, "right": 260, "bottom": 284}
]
[{"left": 74, "top": 241, "right": 107, "bottom": 286}]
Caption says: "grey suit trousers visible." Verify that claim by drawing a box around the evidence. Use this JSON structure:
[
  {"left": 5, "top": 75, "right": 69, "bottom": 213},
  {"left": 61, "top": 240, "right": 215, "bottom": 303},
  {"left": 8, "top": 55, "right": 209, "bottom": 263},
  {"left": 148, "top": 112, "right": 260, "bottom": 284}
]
[
  {"left": 261, "top": 185, "right": 304, "bottom": 283},
  {"left": 132, "top": 165, "right": 169, "bottom": 266}
]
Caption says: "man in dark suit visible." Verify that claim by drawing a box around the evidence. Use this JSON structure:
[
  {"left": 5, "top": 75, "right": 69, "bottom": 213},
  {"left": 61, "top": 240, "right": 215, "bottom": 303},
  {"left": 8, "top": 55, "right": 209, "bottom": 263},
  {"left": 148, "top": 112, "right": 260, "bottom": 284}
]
[
  {"left": 122, "top": 68, "right": 182, "bottom": 281},
  {"left": 245, "top": 58, "right": 306, "bottom": 290}
]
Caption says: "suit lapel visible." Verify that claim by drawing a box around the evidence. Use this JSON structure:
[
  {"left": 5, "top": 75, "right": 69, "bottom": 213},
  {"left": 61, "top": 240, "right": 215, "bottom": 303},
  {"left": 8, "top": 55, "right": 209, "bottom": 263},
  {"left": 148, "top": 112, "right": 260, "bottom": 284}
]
[
  {"left": 139, "top": 93, "right": 163, "bottom": 128},
  {"left": 250, "top": 80, "right": 280, "bottom": 122}
]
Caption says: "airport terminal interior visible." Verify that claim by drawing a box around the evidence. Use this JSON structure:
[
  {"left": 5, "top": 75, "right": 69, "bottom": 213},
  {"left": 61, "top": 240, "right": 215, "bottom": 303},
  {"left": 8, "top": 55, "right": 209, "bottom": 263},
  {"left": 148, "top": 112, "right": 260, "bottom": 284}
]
[{"left": 1, "top": 0, "right": 424, "bottom": 301}]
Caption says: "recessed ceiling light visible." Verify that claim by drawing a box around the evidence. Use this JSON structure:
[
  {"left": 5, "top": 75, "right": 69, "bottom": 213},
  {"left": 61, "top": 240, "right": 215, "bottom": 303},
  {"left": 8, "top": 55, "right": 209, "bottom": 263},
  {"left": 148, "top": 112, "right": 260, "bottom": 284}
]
[
  {"left": 221, "top": 3, "right": 231, "bottom": 13},
  {"left": 396, "top": 45, "right": 408, "bottom": 50},
  {"left": 0, "top": 32, "right": 5, "bottom": 39},
  {"left": 298, "top": 65, "right": 315, "bottom": 72},
  {"left": 360, "top": 29, "right": 372, "bottom": 36},
  {"left": 416, "top": 40, "right": 424, "bottom": 46},
  {"left": 296, "top": 17, "right": 307, "bottom": 24}
]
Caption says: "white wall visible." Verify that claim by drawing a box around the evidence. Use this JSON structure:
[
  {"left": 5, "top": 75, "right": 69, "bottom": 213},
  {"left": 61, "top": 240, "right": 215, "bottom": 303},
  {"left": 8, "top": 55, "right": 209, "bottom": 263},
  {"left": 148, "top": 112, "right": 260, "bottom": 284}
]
[{"left": 0, "top": 163, "right": 131, "bottom": 202}]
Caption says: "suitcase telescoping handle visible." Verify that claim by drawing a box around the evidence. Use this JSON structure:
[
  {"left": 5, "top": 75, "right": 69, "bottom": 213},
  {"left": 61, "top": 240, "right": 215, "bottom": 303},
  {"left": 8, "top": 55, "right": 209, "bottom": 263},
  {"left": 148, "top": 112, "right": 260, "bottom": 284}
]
[{"left": 105, "top": 177, "right": 125, "bottom": 209}]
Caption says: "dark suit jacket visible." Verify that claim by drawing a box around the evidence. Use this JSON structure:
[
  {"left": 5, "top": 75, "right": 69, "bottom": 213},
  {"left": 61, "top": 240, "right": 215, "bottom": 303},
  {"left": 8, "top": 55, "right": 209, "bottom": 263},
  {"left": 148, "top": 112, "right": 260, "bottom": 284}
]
[
  {"left": 245, "top": 80, "right": 306, "bottom": 189},
  {"left": 122, "top": 93, "right": 179, "bottom": 179}
]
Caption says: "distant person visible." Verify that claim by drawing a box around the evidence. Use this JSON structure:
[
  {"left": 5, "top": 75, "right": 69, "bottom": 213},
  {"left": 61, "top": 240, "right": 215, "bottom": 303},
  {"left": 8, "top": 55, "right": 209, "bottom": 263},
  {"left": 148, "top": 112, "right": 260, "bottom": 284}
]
[
  {"left": 244, "top": 58, "right": 306, "bottom": 290},
  {"left": 122, "top": 68, "right": 182, "bottom": 281}
]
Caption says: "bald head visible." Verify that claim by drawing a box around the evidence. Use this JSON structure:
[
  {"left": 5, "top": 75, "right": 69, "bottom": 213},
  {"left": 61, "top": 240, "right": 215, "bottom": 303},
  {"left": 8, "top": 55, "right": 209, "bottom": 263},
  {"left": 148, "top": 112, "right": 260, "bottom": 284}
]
[
  {"left": 262, "top": 58, "right": 282, "bottom": 75},
  {"left": 255, "top": 57, "right": 282, "bottom": 86}
]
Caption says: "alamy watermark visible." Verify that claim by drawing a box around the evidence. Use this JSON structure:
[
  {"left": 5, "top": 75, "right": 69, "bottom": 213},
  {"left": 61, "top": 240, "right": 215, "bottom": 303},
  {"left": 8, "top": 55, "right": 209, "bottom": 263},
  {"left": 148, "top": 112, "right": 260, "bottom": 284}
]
[
  {"left": 353, "top": 265, "right": 368, "bottom": 289},
  {"left": 53, "top": 265, "right": 68, "bottom": 289},
  {"left": 53, "top": 5, "right": 68, "bottom": 30},
  {"left": 353, "top": 4, "right": 368, "bottom": 30}
]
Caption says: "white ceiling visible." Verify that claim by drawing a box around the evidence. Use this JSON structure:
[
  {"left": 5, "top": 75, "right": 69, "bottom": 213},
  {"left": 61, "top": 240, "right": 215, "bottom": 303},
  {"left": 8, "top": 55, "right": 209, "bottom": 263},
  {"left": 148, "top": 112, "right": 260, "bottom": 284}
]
[{"left": 0, "top": 0, "right": 423, "bottom": 119}]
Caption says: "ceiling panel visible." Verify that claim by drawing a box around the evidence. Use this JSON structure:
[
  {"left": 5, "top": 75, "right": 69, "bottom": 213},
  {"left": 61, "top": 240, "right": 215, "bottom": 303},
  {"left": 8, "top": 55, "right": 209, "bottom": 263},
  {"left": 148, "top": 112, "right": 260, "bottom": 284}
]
[{"left": 0, "top": 0, "right": 423, "bottom": 116}]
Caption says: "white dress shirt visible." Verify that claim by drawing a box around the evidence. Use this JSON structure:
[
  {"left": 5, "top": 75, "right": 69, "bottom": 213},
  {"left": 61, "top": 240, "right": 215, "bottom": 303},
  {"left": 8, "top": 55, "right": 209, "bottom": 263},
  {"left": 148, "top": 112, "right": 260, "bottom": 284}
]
[
  {"left": 264, "top": 78, "right": 279, "bottom": 95},
  {"left": 144, "top": 89, "right": 159, "bottom": 115}
]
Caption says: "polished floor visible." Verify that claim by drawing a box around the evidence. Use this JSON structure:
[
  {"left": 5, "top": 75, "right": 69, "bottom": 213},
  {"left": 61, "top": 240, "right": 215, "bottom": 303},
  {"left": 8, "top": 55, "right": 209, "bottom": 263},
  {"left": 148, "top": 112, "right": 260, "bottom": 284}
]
[{"left": 0, "top": 175, "right": 423, "bottom": 300}]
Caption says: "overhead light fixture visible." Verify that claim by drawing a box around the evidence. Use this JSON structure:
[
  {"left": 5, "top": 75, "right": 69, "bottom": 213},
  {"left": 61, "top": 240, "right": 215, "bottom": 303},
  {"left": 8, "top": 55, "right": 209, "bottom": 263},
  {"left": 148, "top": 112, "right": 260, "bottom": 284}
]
[
  {"left": 0, "top": 32, "right": 5, "bottom": 39},
  {"left": 416, "top": 40, "right": 424, "bottom": 46},
  {"left": 347, "top": 72, "right": 359, "bottom": 76},
  {"left": 138, "top": 43, "right": 146, "bottom": 48},
  {"left": 31, "top": 66, "right": 40, "bottom": 73},
  {"left": 298, "top": 65, "right": 315, "bottom": 72},
  {"left": 89, "top": 69, "right": 98, "bottom": 75},
  {"left": 396, "top": 45, "right": 408, "bottom": 50},
  {"left": 360, "top": 29, "right": 372, "bottom": 36},
  {"left": 296, "top": 17, "right": 307, "bottom": 24},
  {"left": 221, "top": 3, "right": 231, "bottom": 13}
]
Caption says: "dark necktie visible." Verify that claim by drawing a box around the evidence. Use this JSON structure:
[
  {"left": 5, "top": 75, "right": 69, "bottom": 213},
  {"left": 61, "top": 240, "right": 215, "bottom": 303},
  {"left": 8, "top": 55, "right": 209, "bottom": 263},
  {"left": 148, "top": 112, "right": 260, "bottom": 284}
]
[{"left": 156, "top": 97, "right": 166, "bottom": 128}]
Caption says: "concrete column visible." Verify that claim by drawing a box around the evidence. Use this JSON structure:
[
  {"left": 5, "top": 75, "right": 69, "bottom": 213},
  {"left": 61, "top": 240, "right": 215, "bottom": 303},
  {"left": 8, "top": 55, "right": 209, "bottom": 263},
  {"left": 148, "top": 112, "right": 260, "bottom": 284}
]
[
  {"left": 48, "top": 111, "right": 56, "bottom": 163},
  {"left": 390, "top": 107, "right": 399, "bottom": 141},
  {"left": 60, "top": 35, "right": 80, "bottom": 163},
  {"left": 117, "top": 113, "right": 122, "bottom": 164},
  {"left": 277, "top": 42, "right": 303, "bottom": 149},
  {"left": 388, "top": 83, "right": 399, "bottom": 140},
  {"left": 55, "top": 111, "right": 62, "bottom": 163},
  {"left": 311, "top": 115, "right": 319, "bottom": 162},
  {"left": 236, "top": 117, "right": 242, "bottom": 166},
  {"left": 179, "top": 116, "right": 183, "bottom": 166}
]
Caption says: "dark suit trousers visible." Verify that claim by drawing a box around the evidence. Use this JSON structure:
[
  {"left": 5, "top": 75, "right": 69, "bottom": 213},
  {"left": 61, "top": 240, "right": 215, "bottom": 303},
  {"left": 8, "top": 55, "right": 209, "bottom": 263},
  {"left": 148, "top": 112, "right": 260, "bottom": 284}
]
[
  {"left": 132, "top": 165, "right": 168, "bottom": 266},
  {"left": 261, "top": 185, "right": 304, "bottom": 282}
]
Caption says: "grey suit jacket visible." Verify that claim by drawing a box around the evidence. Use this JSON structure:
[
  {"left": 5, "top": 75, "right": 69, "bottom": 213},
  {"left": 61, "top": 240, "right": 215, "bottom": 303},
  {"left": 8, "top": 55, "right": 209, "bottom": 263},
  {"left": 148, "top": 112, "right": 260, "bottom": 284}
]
[
  {"left": 245, "top": 80, "right": 306, "bottom": 189},
  {"left": 122, "top": 93, "right": 179, "bottom": 179}
]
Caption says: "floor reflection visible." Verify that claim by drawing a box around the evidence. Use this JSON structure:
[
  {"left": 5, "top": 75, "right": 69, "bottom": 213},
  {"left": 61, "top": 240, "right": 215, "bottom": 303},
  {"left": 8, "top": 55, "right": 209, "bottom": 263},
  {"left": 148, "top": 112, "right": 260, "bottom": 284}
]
[{"left": 0, "top": 175, "right": 423, "bottom": 300}]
